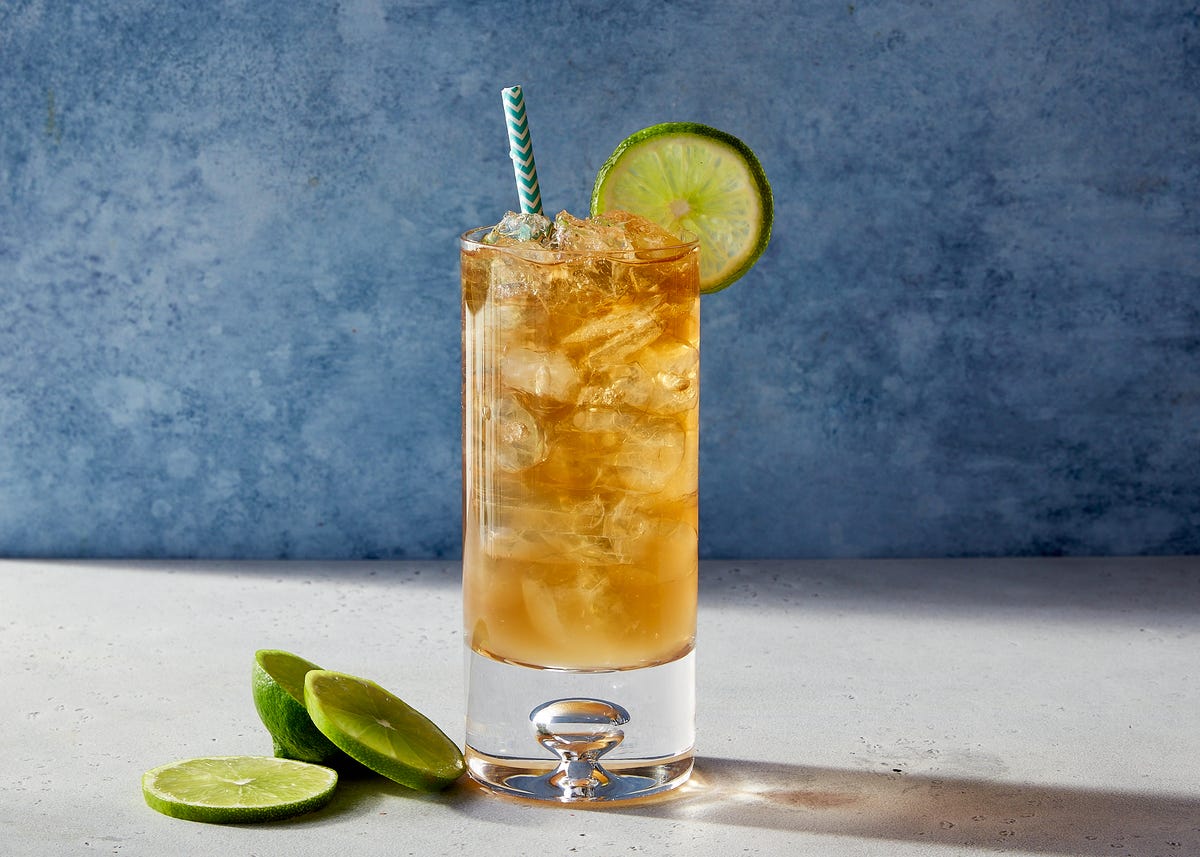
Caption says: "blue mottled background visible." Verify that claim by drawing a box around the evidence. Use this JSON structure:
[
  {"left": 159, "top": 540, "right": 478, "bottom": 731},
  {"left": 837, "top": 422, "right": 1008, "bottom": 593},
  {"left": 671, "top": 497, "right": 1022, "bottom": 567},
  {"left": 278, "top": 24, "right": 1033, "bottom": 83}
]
[{"left": 1, "top": 1, "right": 1198, "bottom": 559}]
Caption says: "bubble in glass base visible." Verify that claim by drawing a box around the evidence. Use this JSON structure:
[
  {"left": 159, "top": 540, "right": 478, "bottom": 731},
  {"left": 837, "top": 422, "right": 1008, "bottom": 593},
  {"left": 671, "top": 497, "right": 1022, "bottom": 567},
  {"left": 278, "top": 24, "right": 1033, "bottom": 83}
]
[{"left": 464, "top": 648, "right": 694, "bottom": 803}]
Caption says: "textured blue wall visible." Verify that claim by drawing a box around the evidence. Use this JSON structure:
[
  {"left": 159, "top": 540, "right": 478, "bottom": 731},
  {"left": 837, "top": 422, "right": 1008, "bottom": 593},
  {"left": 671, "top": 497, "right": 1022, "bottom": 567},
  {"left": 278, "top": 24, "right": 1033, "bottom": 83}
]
[{"left": 1, "top": 1, "right": 1198, "bottom": 559}]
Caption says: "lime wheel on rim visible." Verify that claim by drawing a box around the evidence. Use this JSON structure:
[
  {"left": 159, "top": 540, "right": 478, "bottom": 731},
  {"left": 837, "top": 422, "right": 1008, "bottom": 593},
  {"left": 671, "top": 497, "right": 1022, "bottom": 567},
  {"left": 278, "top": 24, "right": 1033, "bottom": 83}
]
[{"left": 591, "top": 122, "right": 773, "bottom": 293}]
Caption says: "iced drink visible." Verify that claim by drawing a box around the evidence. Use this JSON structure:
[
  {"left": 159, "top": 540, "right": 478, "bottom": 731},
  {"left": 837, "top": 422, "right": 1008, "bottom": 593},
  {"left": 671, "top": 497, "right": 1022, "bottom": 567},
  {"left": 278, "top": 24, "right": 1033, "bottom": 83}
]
[{"left": 461, "top": 210, "right": 699, "bottom": 800}]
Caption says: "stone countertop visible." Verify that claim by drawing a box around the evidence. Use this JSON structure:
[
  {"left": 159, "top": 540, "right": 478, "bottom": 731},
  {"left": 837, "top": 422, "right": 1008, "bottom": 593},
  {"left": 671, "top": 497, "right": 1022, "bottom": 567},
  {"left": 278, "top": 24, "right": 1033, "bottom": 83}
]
[{"left": 2, "top": 557, "right": 1198, "bottom": 856}]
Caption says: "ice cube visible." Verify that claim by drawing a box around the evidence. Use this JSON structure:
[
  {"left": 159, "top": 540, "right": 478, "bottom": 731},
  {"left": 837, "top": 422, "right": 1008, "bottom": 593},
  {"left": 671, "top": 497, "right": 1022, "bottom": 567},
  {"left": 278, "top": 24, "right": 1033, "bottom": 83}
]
[
  {"left": 561, "top": 302, "right": 664, "bottom": 366},
  {"left": 501, "top": 346, "right": 580, "bottom": 404},
  {"left": 485, "top": 493, "right": 613, "bottom": 564},
  {"left": 604, "top": 498, "right": 698, "bottom": 568},
  {"left": 467, "top": 287, "right": 546, "bottom": 359},
  {"left": 484, "top": 210, "right": 553, "bottom": 245},
  {"left": 579, "top": 338, "right": 698, "bottom": 415},
  {"left": 488, "top": 296, "right": 541, "bottom": 338},
  {"left": 613, "top": 422, "right": 686, "bottom": 493},
  {"left": 570, "top": 407, "right": 686, "bottom": 493},
  {"left": 540, "top": 257, "right": 631, "bottom": 304},
  {"left": 577, "top": 365, "right": 648, "bottom": 412},
  {"left": 492, "top": 394, "right": 547, "bottom": 472},
  {"left": 636, "top": 338, "right": 699, "bottom": 413},
  {"left": 553, "top": 211, "right": 633, "bottom": 252},
  {"left": 520, "top": 565, "right": 617, "bottom": 645},
  {"left": 599, "top": 210, "right": 685, "bottom": 250},
  {"left": 486, "top": 253, "right": 546, "bottom": 303},
  {"left": 568, "top": 406, "right": 634, "bottom": 441}
]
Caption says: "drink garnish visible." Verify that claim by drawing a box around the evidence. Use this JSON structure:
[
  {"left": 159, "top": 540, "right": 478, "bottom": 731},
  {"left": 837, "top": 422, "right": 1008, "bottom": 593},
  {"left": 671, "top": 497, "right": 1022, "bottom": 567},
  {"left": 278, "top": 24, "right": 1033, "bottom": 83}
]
[
  {"left": 304, "top": 669, "right": 465, "bottom": 792},
  {"left": 142, "top": 756, "right": 338, "bottom": 823},
  {"left": 591, "top": 122, "right": 773, "bottom": 293},
  {"left": 252, "top": 649, "right": 353, "bottom": 766}
]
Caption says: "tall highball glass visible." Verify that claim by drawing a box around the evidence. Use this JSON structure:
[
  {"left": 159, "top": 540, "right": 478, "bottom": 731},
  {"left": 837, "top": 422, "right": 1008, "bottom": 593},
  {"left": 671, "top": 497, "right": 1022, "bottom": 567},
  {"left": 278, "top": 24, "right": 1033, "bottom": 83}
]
[{"left": 461, "top": 226, "right": 700, "bottom": 801}]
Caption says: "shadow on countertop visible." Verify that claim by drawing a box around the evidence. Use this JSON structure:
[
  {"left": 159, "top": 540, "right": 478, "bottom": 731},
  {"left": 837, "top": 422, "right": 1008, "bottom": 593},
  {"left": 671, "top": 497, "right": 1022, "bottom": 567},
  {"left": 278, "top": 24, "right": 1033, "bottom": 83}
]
[
  {"left": 560, "top": 757, "right": 1197, "bottom": 855},
  {"left": 264, "top": 754, "right": 1198, "bottom": 855}
]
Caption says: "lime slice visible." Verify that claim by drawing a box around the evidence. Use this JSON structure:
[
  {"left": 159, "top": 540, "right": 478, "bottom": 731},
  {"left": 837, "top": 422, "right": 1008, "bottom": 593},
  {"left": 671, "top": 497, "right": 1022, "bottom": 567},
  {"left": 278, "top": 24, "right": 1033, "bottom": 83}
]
[
  {"left": 141, "top": 756, "right": 337, "bottom": 824},
  {"left": 591, "top": 122, "right": 773, "bottom": 293},
  {"left": 252, "top": 649, "right": 351, "bottom": 766},
  {"left": 304, "top": 670, "right": 465, "bottom": 792}
]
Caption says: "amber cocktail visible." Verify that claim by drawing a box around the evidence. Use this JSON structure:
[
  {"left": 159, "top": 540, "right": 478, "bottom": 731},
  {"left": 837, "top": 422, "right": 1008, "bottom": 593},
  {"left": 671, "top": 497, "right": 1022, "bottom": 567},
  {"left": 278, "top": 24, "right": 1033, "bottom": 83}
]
[{"left": 461, "top": 211, "right": 699, "bottom": 801}]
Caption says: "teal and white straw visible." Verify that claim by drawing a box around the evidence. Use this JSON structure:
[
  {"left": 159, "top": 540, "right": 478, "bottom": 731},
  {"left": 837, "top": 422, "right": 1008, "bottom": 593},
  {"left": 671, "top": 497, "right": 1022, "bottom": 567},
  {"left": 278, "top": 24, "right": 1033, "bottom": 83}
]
[{"left": 501, "top": 85, "right": 542, "bottom": 215}]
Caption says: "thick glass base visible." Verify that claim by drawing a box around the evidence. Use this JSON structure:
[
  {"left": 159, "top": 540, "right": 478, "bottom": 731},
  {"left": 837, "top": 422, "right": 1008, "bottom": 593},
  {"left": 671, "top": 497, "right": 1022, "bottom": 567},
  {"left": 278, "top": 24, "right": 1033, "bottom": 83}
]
[
  {"left": 466, "top": 748, "right": 694, "bottom": 802},
  {"left": 465, "top": 648, "right": 695, "bottom": 803}
]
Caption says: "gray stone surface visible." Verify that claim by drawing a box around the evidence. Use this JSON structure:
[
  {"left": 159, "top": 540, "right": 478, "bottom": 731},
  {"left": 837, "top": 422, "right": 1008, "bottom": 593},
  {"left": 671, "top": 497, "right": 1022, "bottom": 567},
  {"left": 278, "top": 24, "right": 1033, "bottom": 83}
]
[
  {"left": 3, "top": 557, "right": 1198, "bottom": 855},
  {"left": 2, "top": 2, "right": 1199, "bottom": 558}
]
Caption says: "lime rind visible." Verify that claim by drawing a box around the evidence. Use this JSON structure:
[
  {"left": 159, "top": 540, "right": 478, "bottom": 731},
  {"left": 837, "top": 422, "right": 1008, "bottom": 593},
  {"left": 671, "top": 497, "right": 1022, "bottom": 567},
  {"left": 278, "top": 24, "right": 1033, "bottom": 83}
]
[
  {"left": 142, "top": 756, "right": 337, "bottom": 824},
  {"left": 252, "top": 650, "right": 351, "bottom": 766},
  {"left": 304, "top": 670, "right": 465, "bottom": 792},
  {"left": 591, "top": 121, "right": 773, "bottom": 293}
]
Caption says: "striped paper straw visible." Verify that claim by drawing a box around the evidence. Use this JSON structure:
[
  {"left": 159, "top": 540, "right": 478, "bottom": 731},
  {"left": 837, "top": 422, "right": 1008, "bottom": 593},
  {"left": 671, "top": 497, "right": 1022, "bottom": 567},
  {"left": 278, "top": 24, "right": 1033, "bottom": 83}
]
[{"left": 501, "top": 85, "right": 543, "bottom": 215}]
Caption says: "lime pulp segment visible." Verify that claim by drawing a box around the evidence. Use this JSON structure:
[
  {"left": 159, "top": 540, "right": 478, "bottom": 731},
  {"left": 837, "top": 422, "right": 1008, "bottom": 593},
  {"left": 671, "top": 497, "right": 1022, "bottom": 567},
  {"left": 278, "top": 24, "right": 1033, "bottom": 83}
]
[
  {"left": 591, "top": 122, "right": 772, "bottom": 293},
  {"left": 304, "top": 670, "right": 465, "bottom": 792},
  {"left": 256, "top": 649, "right": 319, "bottom": 703},
  {"left": 142, "top": 756, "right": 338, "bottom": 824}
]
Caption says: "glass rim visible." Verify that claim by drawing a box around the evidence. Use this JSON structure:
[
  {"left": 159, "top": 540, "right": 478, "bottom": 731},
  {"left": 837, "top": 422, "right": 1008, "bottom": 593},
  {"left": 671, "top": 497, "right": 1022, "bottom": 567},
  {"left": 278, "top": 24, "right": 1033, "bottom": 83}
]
[{"left": 459, "top": 225, "right": 700, "bottom": 260}]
